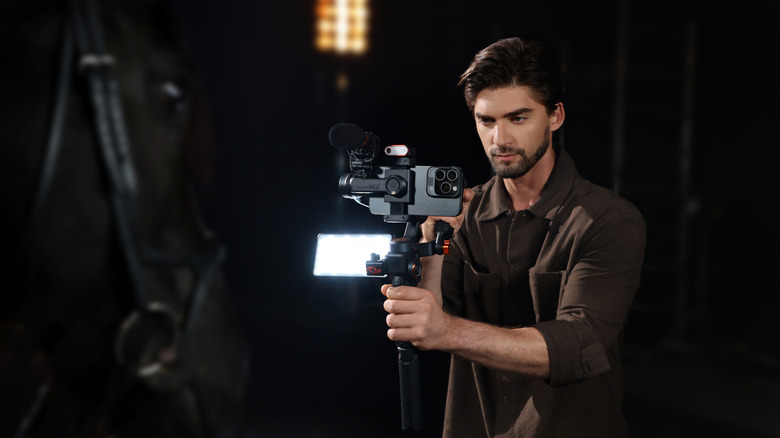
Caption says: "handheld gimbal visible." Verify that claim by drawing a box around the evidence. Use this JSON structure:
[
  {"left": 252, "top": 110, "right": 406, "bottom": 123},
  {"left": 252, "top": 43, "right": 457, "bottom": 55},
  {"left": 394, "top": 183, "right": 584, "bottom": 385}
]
[{"left": 329, "top": 123, "right": 461, "bottom": 430}]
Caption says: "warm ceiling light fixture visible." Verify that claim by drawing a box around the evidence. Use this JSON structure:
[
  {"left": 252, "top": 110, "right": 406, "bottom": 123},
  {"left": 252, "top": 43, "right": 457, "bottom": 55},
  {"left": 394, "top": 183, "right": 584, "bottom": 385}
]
[{"left": 315, "top": 0, "right": 369, "bottom": 55}]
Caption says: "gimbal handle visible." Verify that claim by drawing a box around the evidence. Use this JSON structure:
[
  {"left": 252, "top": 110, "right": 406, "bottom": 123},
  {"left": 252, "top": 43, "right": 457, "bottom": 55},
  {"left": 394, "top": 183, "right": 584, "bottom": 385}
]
[
  {"left": 382, "top": 220, "right": 453, "bottom": 431},
  {"left": 393, "top": 274, "right": 423, "bottom": 431}
]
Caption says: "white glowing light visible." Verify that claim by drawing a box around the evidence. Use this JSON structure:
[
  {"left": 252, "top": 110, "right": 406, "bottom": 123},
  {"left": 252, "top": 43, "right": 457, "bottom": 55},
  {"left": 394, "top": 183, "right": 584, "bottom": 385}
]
[
  {"left": 335, "top": 0, "right": 349, "bottom": 53},
  {"left": 313, "top": 234, "right": 391, "bottom": 276}
]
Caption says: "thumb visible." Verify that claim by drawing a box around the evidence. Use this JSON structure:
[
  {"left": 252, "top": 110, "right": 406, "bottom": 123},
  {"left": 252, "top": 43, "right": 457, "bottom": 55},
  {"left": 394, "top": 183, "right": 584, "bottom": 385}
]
[{"left": 463, "top": 187, "right": 475, "bottom": 203}]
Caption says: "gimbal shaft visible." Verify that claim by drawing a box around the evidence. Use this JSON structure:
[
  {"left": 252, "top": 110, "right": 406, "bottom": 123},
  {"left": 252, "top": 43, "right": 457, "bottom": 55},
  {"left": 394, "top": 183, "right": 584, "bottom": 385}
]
[
  {"left": 373, "top": 220, "right": 453, "bottom": 431},
  {"left": 387, "top": 237, "right": 424, "bottom": 431}
]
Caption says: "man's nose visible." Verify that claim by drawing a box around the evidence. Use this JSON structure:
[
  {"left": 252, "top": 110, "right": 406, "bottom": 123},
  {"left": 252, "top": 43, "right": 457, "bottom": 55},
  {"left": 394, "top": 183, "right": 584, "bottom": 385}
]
[{"left": 493, "top": 122, "right": 512, "bottom": 146}]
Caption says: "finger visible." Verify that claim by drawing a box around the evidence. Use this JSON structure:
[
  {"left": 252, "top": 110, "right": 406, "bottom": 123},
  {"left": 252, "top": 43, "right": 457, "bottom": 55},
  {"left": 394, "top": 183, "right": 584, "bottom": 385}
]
[
  {"left": 383, "top": 297, "right": 423, "bottom": 315},
  {"left": 386, "top": 314, "right": 425, "bottom": 332},
  {"left": 430, "top": 216, "right": 460, "bottom": 228},
  {"left": 462, "top": 187, "right": 475, "bottom": 203},
  {"left": 420, "top": 217, "right": 439, "bottom": 243},
  {"left": 386, "top": 312, "right": 417, "bottom": 329},
  {"left": 386, "top": 327, "right": 416, "bottom": 343},
  {"left": 384, "top": 285, "right": 426, "bottom": 300},
  {"left": 380, "top": 283, "right": 392, "bottom": 296}
]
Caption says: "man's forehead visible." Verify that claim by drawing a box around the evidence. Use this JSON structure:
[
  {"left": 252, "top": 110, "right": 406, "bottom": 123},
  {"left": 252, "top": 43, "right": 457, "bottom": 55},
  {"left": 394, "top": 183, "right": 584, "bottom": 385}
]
[{"left": 474, "top": 85, "right": 544, "bottom": 112}]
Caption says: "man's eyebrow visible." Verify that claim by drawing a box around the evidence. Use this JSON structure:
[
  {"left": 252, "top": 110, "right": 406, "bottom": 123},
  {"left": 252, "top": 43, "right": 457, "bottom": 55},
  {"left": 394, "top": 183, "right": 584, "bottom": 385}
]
[
  {"left": 474, "top": 107, "right": 534, "bottom": 120},
  {"left": 503, "top": 107, "right": 533, "bottom": 118}
]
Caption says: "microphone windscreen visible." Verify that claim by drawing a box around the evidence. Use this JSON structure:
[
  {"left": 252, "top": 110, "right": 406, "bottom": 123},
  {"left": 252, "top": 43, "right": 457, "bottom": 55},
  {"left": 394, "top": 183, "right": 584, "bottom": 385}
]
[{"left": 329, "top": 123, "right": 367, "bottom": 149}]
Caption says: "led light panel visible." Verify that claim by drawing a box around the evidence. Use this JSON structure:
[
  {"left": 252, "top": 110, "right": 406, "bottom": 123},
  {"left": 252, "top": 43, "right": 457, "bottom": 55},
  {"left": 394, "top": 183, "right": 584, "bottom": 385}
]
[{"left": 313, "top": 234, "right": 391, "bottom": 277}]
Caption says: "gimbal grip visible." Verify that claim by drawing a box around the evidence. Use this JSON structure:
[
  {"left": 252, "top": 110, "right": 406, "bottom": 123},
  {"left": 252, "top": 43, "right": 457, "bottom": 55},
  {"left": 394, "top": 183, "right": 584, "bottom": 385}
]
[
  {"left": 392, "top": 271, "right": 422, "bottom": 430},
  {"left": 397, "top": 341, "right": 422, "bottom": 430}
]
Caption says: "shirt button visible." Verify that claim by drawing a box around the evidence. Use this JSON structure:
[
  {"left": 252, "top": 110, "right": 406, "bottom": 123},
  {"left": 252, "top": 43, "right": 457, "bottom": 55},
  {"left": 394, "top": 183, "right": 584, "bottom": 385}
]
[{"left": 503, "top": 395, "right": 511, "bottom": 404}]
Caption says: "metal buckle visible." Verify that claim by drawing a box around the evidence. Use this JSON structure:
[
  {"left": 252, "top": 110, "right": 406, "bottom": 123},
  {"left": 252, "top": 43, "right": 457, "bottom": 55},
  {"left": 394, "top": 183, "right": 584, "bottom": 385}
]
[{"left": 78, "top": 53, "right": 115, "bottom": 72}]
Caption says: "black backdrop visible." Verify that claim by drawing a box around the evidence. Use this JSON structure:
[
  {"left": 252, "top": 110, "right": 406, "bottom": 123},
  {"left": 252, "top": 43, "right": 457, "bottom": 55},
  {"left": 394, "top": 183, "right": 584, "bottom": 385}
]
[{"left": 170, "top": 1, "right": 780, "bottom": 436}]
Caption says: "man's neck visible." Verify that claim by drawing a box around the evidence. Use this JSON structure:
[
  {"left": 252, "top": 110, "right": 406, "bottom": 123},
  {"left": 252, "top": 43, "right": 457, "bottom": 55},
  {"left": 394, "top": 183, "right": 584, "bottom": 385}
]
[{"left": 502, "top": 147, "right": 556, "bottom": 211}]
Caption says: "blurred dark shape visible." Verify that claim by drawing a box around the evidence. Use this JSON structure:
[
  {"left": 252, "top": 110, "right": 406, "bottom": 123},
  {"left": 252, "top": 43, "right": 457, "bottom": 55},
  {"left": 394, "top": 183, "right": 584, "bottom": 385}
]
[{"left": 0, "top": 0, "right": 249, "bottom": 436}]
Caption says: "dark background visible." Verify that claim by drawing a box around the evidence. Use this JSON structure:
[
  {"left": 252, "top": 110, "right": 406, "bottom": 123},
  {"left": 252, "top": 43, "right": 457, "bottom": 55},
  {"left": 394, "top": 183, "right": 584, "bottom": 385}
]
[{"left": 169, "top": 1, "right": 780, "bottom": 436}]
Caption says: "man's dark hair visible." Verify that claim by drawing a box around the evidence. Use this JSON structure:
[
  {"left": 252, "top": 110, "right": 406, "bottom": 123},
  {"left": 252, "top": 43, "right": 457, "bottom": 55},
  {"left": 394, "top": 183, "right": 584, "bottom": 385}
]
[{"left": 458, "top": 37, "right": 564, "bottom": 114}]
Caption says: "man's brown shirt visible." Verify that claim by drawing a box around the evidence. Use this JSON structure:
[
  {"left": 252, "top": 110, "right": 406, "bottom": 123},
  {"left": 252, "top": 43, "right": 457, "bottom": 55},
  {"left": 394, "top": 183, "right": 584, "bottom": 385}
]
[{"left": 441, "top": 147, "right": 645, "bottom": 437}]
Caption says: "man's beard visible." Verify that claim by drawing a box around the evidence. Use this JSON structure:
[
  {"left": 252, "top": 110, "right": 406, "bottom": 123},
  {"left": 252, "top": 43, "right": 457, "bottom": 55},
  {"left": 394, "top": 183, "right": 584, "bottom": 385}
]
[{"left": 487, "top": 126, "right": 550, "bottom": 179}]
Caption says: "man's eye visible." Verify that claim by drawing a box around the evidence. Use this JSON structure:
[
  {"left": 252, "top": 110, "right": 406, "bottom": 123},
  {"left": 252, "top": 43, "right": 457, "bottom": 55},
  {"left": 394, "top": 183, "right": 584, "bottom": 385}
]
[
  {"left": 478, "top": 118, "right": 495, "bottom": 126},
  {"left": 511, "top": 116, "right": 526, "bottom": 123}
]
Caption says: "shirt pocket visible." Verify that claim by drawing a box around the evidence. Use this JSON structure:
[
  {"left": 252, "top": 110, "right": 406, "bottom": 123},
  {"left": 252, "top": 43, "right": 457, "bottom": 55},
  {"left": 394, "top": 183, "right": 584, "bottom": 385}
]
[
  {"left": 528, "top": 269, "right": 567, "bottom": 323},
  {"left": 462, "top": 262, "right": 504, "bottom": 324}
]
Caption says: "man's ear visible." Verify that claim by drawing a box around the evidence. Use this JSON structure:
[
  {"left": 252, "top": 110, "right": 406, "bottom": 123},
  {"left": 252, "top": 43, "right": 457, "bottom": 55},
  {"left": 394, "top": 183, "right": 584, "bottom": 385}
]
[{"left": 550, "top": 103, "right": 565, "bottom": 131}]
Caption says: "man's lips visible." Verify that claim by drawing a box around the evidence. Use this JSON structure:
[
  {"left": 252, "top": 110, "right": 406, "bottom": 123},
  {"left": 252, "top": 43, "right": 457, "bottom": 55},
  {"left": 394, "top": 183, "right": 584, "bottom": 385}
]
[{"left": 494, "top": 154, "right": 517, "bottom": 162}]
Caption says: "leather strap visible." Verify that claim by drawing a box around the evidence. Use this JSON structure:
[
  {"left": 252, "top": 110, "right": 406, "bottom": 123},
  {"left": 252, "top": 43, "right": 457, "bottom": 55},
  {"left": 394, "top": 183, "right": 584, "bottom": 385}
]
[{"left": 14, "top": 1, "right": 226, "bottom": 435}]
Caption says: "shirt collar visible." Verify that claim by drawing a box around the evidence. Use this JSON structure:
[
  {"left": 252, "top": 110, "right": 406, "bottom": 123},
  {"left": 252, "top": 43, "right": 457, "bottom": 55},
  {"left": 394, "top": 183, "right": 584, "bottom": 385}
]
[{"left": 475, "top": 146, "right": 578, "bottom": 222}]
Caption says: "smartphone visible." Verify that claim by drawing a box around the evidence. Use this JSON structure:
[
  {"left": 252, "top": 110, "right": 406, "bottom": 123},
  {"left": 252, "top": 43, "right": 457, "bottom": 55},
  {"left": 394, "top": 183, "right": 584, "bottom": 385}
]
[{"left": 368, "top": 165, "right": 463, "bottom": 218}]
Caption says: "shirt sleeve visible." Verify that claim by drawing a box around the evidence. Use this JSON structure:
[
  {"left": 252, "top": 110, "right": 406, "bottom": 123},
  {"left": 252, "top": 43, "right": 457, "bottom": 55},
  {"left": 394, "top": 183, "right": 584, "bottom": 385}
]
[{"left": 535, "top": 208, "right": 646, "bottom": 387}]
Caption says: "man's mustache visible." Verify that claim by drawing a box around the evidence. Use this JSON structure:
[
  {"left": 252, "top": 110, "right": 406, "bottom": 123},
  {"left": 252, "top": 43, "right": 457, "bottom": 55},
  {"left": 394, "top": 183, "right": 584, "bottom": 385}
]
[{"left": 490, "top": 146, "right": 527, "bottom": 156}]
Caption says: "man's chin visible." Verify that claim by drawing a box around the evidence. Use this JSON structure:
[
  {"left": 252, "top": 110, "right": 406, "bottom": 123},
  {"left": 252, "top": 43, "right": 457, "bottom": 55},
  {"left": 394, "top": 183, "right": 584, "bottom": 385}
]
[
  {"left": 492, "top": 160, "right": 522, "bottom": 176},
  {"left": 493, "top": 166, "right": 529, "bottom": 179}
]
